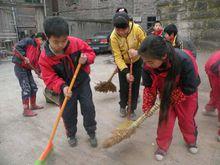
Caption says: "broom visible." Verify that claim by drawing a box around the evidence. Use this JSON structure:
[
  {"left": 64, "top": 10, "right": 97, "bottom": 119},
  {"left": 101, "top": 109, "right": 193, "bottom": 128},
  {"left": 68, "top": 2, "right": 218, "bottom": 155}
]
[
  {"left": 34, "top": 63, "right": 81, "bottom": 165},
  {"left": 94, "top": 67, "right": 118, "bottom": 93},
  {"left": 102, "top": 102, "right": 160, "bottom": 148}
]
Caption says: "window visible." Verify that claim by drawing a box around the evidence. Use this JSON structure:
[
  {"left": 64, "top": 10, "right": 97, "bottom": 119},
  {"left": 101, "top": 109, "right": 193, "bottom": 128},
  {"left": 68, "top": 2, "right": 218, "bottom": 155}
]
[
  {"left": 65, "top": 0, "right": 79, "bottom": 7},
  {"left": 25, "top": 0, "right": 41, "bottom": 3},
  {"left": 147, "top": 16, "right": 156, "bottom": 29}
]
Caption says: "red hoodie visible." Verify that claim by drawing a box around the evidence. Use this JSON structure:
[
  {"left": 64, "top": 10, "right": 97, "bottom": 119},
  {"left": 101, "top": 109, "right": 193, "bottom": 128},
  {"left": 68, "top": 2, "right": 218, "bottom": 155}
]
[{"left": 39, "top": 36, "right": 96, "bottom": 94}]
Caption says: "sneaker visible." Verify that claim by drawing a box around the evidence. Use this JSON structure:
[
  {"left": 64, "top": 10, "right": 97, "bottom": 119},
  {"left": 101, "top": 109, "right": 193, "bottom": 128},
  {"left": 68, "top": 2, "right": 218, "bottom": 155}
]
[
  {"left": 120, "top": 108, "right": 127, "bottom": 117},
  {"left": 188, "top": 144, "right": 198, "bottom": 154},
  {"left": 89, "top": 135, "right": 98, "bottom": 148},
  {"left": 68, "top": 136, "right": 77, "bottom": 147},
  {"left": 202, "top": 109, "right": 217, "bottom": 117},
  {"left": 129, "top": 112, "right": 137, "bottom": 121},
  {"left": 155, "top": 148, "right": 167, "bottom": 161}
]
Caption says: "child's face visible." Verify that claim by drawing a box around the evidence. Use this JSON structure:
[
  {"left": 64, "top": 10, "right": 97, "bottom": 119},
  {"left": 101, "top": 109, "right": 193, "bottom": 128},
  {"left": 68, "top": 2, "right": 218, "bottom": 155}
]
[
  {"left": 164, "top": 33, "right": 174, "bottom": 42},
  {"left": 48, "top": 35, "right": 68, "bottom": 53},
  {"left": 153, "top": 23, "right": 162, "bottom": 32},
  {"left": 142, "top": 56, "right": 166, "bottom": 69},
  {"left": 35, "top": 38, "right": 44, "bottom": 45},
  {"left": 115, "top": 27, "right": 130, "bottom": 37}
]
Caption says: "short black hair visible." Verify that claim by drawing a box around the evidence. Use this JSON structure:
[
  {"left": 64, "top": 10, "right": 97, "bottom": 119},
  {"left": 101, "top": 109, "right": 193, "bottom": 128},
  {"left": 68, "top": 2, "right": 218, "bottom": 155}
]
[
  {"left": 115, "top": 7, "right": 128, "bottom": 13},
  {"left": 164, "top": 24, "right": 178, "bottom": 36},
  {"left": 113, "top": 12, "right": 129, "bottom": 29},
  {"left": 152, "top": 21, "right": 162, "bottom": 27},
  {"left": 43, "top": 17, "right": 69, "bottom": 38}
]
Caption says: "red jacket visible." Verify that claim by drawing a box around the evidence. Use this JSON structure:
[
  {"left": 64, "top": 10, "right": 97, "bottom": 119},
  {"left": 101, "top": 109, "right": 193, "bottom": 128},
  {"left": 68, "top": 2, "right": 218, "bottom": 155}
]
[
  {"left": 39, "top": 36, "right": 96, "bottom": 94},
  {"left": 142, "top": 48, "right": 200, "bottom": 112},
  {"left": 12, "top": 38, "right": 41, "bottom": 71},
  {"left": 205, "top": 50, "right": 220, "bottom": 76}
]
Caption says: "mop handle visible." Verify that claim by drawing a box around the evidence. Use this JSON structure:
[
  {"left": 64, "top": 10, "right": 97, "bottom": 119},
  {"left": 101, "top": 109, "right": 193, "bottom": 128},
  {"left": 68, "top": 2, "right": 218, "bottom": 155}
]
[
  {"left": 107, "top": 67, "right": 118, "bottom": 82},
  {"left": 127, "top": 60, "right": 133, "bottom": 118}
]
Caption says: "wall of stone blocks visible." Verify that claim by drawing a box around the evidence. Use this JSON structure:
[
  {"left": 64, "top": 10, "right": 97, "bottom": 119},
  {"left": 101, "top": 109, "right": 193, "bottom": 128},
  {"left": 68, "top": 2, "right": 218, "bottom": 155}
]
[{"left": 156, "top": 0, "right": 220, "bottom": 49}]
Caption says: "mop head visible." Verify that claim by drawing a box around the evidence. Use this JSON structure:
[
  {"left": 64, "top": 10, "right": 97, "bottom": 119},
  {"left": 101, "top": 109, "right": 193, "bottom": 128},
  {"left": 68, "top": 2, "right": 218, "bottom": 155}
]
[
  {"left": 94, "top": 81, "right": 117, "bottom": 93},
  {"left": 102, "top": 103, "right": 159, "bottom": 148}
]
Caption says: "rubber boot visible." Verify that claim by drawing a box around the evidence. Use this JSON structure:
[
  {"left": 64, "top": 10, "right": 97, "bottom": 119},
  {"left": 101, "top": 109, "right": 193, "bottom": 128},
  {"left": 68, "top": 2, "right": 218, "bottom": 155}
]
[
  {"left": 30, "top": 95, "right": 44, "bottom": 110},
  {"left": 22, "top": 98, "right": 37, "bottom": 117}
]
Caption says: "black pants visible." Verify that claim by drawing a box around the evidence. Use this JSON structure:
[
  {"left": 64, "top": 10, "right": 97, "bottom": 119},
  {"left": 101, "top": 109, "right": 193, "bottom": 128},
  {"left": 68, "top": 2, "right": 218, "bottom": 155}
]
[
  {"left": 118, "top": 59, "right": 142, "bottom": 112},
  {"left": 60, "top": 78, "right": 97, "bottom": 138},
  {"left": 14, "top": 64, "right": 38, "bottom": 100}
]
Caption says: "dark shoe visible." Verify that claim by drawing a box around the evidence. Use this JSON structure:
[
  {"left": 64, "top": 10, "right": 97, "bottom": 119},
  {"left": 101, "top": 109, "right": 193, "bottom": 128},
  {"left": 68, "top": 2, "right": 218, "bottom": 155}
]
[
  {"left": 129, "top": 112, "right": 137, "bottom": 121},
  {"left": 68, "top": 136, "right": 77, "bottom": 147},
  {"left": 155, "top": 148, "right": 167, "bottom": 161},
  {"left": 120, "top": 107, "right": 127, "bottom": 117},
  {"left": 188, "top": 144, "right": 198, "bottom": 154},
  {"left": 89, "top": 135, "right": 97, "bottom": 148}
]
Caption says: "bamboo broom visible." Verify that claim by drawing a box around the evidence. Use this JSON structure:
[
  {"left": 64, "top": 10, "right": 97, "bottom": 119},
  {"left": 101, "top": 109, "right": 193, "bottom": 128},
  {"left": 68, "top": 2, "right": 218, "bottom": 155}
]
[
  {"left": 94, "top": 67, "right": 118, "bottom": 93},
  {"left": 102, "top": 102, "right": 160, "bottom": 148}
]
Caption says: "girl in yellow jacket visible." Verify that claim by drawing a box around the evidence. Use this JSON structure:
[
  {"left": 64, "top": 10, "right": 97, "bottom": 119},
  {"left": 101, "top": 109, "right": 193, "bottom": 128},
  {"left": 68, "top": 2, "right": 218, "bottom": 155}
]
[{"left": 110, "top": 11, "right": 146, "bottom": 120}]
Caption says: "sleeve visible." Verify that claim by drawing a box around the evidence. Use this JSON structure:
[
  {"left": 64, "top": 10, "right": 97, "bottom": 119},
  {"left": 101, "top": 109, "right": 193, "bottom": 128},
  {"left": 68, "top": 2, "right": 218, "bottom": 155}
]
[
  {"left": 77, "top": 39, "right": 96, "bottom": 65},
  {"left": 39, "top": 55, "right": 66, "bottom": 94},
  {"left": 110, "top": 35, "right": 129, "bottom": 74},
  {"left": 210, "top": 60, "right": 220, "bottom": 77},
  {"left": 142, "top": 68, "right": 157, "bottom": 113},
  {"left": 14, "top": 38, "right": 33, "bottom": 56},
  {"left": 179, "top": 57, "right": 200, "bottom": 95}
]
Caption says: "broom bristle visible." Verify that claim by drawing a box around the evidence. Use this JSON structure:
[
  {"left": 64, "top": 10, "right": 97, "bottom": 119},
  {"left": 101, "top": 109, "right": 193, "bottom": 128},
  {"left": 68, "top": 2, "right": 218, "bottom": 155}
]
[
  {"left": 102, "top": 127, "right": 137, "bottom": 148},
  {"left": 94, "top": 81, "right": 116, "bottom": 93}
]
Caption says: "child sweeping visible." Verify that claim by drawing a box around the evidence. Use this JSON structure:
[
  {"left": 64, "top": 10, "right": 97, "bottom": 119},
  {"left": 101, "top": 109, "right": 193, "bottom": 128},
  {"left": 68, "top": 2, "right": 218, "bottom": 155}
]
[
  {"left": 203, "top": 50, "right": 220, "bottom": 142},
  {"left": 12, "top": 32, "right": 46, "bottom": 117},
  {"left": 138, "top": 35, "right": 200, "bottom": 160},
  {"left": 110, "top": 11, "right": 146, "bottom": 120},
  {"left": 39, "top": 17, "right": 97, "bottom": 147}
]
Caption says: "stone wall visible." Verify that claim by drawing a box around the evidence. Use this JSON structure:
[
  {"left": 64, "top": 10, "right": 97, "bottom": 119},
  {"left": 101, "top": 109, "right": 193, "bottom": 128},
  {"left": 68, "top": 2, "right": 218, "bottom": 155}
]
[{"left": 156, "top": 0, "right": 220, "bottom": 49}]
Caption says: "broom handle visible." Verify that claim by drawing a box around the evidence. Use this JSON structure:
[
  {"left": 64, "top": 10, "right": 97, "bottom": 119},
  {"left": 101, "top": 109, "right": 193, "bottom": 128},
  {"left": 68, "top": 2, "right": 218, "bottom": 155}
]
[
  {"left": 10, "top": 50, "right": 41, "bottom": 76},
  {"left": 38, "top": 63, "right": 81, "bottom": 161},
  {"left": 127, "top": 60, "right": 133, "bottom": 118},
  {"left": 129, "top": 102, "right": 160, "bottom": 128},
  {"left": 107, "top": 67, "right": 118, "bottom": 82}
]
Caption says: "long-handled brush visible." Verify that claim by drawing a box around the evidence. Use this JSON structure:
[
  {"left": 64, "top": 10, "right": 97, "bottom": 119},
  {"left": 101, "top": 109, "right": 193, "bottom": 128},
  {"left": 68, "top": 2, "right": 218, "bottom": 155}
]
[
  {"left": 94, "top": 67, "right": 118, "bottom": 93},
  {"left": 102, "top": 102, "right": 160, "bottom": 148},
  {"left": 34, "top": 63, "right": 81, "bottom": 165}
]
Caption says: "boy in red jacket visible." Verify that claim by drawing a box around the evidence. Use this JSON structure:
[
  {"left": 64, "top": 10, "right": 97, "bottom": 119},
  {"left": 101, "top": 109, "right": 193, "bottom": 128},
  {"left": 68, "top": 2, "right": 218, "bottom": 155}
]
[
  {"left": 203, "top": 50, "right": 220, "bottom": 142},
  {"left": 12, "top": 32, "right": 46, "bottom": 117},
  {"left": 139, "top": 36, "right": 200, "bottom": 160},
  {"left": 39, "top": 17, "right": 97, "bottom": 147}
]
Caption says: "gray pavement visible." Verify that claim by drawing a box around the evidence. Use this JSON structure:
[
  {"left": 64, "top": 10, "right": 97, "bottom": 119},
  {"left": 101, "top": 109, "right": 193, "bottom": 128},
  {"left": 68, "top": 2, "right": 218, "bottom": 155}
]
[{"left": 0, "top": 53, "right": 219, "bottom": 165}]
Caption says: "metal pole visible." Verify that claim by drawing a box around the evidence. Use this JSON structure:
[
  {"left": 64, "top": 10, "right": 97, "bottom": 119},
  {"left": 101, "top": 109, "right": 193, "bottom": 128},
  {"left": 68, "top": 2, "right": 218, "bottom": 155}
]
[
  {"left": 43, "top": 0, "right": 47, "bottom": 17},
  {"left": 10, "top": 0, "right": 19, "bottom": 41}
]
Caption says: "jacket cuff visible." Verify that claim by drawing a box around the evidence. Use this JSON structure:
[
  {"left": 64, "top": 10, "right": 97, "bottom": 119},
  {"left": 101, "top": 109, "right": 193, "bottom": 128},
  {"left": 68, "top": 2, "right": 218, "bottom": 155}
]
[{"left": 121, "top": 68, "right": 129, "bottom": 75}]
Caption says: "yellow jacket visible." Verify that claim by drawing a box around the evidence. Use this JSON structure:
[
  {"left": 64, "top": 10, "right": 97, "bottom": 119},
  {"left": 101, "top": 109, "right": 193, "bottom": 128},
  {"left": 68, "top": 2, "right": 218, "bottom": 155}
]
[{"left": 110, "top": 22, "right": 146, "bottom": 72}]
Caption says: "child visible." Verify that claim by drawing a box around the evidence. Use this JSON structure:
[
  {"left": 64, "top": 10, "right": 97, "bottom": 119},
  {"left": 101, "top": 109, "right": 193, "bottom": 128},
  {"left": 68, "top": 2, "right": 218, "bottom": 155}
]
[
  {"left": 39, "top": 17, "right": 97, "bottom": 147},
  {"left": 203, "top": 50, "right": 220, "bottom": 142},
  {"left": 110, "top": 11, "right": 146, "bottom": 120},
  {"left": 138, "top": 35, "right": 200, "bottom": 160},
  {"left": 151, "top": 21, "right": 163, "bottom": 36},
  {"left": 163, "top": 23, "right": 197, "bottom": 58},
  {"left": 12, "top": 32, "right": 46, "bottom": 117}
]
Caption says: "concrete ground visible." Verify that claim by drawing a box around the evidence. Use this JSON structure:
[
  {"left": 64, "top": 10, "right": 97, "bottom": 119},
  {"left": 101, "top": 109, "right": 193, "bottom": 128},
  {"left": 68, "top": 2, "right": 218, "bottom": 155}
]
[{"left": 0, "top": 52, "right": 219, "bottom": 165}]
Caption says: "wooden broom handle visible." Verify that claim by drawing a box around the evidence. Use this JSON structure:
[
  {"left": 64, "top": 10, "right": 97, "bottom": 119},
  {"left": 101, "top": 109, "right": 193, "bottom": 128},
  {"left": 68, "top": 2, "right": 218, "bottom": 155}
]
[
  {"left": 107, "top": 67, "right": 118, "bottom": 82},
  {"left": 127, "top": 60, "right": 133, "bottom": 118},
  {"left": 48, "top": 63, "right": 81, "bottom": 143}
]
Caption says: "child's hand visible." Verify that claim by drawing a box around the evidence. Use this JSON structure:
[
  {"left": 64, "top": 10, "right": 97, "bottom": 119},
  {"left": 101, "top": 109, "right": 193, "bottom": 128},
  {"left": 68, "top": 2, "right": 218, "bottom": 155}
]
[
  {"left": 24, "top": 57, "right": 30, "bottom": 64},
  {"left": 63, "top": 86, "right": 72, "bottom": 99},
  {"left": 79, "top": 53, "right": 87, "bottom": 64},
  {"left": 126, "top": 73, "right": 134, "bottom": 82},
  {"left": 128, "top": 49, "right": 138, "bottom": 58}
]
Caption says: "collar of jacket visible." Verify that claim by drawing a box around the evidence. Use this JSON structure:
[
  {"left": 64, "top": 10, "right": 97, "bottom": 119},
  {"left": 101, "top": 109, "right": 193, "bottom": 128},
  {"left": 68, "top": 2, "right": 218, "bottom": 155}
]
[{"left": 44, "top": 40, "right": 70, "bottom": 57}]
